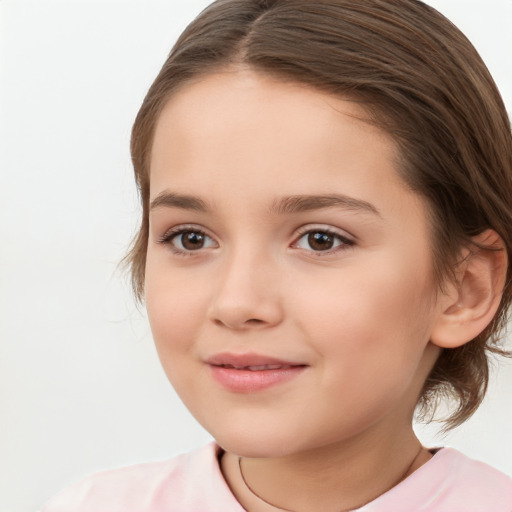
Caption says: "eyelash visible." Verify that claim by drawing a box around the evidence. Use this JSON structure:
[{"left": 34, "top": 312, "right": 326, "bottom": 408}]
[
  {"left": 292, "top": 226, "right": 354, "bottom": 255},
  {"left": 157, "top": 225, "right": 216, "bottom": 256},
  {"left": 157, "top": 225, "right": 355, "bottom": 256}
]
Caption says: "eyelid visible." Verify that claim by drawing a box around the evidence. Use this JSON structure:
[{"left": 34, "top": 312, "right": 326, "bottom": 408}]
[
  {"left": 156, "top": 223, "right": 354, "bottom": 256},
  {"left": 291, "top": 224, "right": 355, "bottom": 253},
  {"left": 157, "top": 224, "right": 219, "bottom": 254}
]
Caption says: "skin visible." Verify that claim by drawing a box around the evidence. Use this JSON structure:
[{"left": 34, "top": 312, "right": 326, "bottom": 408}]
[{"left": 145, "top": 69, "right": 455, "bottom": 511}]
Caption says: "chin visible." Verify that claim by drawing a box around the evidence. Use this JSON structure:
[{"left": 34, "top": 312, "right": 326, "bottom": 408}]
[
  {"left": 210, "top": 420, "right": 334, "bottom": 460},
  {"left": 218, "top": 436, "right": 299, "bottom": 459},
  {"left": 207, "top": 422, "right": 303, "bottom": 459}
]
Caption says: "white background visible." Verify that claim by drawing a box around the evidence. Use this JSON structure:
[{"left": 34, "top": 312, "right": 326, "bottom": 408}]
[{"left": 0, "top": 1, "right": 511, "bottom": 511}]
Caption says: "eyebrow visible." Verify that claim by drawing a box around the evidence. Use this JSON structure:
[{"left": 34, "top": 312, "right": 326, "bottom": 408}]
[
  {"left": 150, "top": 192, "right": 210, "bottom": 212},
  {"left": 270, "top": 194, "right": 381, "bottom": 217},
  {"left": 150, "top": 191, "right": 380, "bottom": 217}
]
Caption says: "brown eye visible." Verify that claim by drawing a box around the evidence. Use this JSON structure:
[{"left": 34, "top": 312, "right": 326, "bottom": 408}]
[
  {"left": 167, "top": 230, "right": 217, "bottom": 252},
  {"left": 294, "top": 229, "right": 352, "bottom": 253},
  {"left": 308, "top": 231, "right": 334, "bottom": 251},
  {"left": 180, "top": 231, "right": 206, "bottom": 250}
]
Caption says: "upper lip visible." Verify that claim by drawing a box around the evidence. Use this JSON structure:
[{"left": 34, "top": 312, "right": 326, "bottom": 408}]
[{"left": 205, "top": 352, "right": 307, "bottom": 369}]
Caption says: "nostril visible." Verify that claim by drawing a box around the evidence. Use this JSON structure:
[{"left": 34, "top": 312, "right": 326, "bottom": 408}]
[
  {"left": 213, "top": 317, "right": 265, "bottom": 329},
  {"left": 245, "top": 318, "right": 265, "bottom": 325}
]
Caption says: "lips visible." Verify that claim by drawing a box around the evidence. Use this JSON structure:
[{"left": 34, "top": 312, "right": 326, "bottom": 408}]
[
  {"left": 206, "top": 352, "right": 303, "bottom": 368},
  {"left": 221, "top": 364, "right": 292, "bottom": 371},
  {"left": 205, "top": 352, "right": 307, "bottom": 392}
]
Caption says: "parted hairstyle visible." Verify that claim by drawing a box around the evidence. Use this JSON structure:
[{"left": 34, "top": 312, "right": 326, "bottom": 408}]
[{"left": 126, "top": 0, "right": 512, "bottom": 429}]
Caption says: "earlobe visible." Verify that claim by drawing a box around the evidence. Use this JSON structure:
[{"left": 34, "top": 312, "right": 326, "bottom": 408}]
[{"left": 430, "top": 230, "right": 508, "bottom": 349}]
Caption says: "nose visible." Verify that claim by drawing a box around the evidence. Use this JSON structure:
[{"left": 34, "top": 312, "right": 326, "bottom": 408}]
[{"left": 207, "top": 250, "right": 284, "bottom": 330}]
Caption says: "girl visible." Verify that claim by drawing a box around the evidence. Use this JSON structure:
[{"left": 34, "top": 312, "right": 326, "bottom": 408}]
[{"left": 42, "top": 0, "right": 512, "bottom": 510}]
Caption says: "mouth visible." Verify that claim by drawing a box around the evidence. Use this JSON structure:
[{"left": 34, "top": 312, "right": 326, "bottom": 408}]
[
  {"left": 205, "top": 352, "right": 308, "bottom": 392},
  {"left": 215, "top": 363, "right": 297, "bottom": 371}
]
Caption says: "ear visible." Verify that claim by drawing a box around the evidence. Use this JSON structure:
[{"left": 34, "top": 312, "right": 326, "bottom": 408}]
[{"left": 430, "top": 230, "right": 508, "bottom": 349}]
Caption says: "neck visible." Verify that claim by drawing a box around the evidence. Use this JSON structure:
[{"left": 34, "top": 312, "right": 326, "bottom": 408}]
[{"left": 221, "top": 423, "right": 430, "bottom": 512}]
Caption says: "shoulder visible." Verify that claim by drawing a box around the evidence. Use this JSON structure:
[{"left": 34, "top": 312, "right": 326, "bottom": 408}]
[
  {"left": 437, "top": 448, "right": 512, "bottom": 502},
  {"left": 39, "top": 442, "right": 245, "bottom": 512},
  {"left": 372, "top": 447, "right": 512, "bottom": 512}
]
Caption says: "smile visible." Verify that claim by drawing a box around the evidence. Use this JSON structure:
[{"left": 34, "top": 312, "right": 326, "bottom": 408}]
[
  {"left": 206, "top": 353, "right": 307, "bottom": 392},
  {"left": 218, "top": 364, "right": 293, "bottom": 371}
]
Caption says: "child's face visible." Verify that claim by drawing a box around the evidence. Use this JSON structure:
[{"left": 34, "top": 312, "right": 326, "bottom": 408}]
[{"left": 145, "top": 70, "right": 446, "bottom": 457}]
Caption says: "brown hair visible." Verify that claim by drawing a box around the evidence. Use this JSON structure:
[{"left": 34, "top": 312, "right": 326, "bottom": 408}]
[{"left": 126, "top": 0, "right": 512, "bottom": 428}]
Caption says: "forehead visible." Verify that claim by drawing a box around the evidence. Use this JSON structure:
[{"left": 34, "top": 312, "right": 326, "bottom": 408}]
[
  {"left": 153, "top": 70, "right": 384, "bottom": 145},
  {"left": 150, "top": 70, "right": 404, "bottom": 197}
]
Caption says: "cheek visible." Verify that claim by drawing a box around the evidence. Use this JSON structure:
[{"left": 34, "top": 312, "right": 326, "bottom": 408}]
[
  {"left": 145, "top": 268, "right": 209, "bottom": 402},
  {"left": 294, "top": 265, "right": 436, "bottom": 428},
  {"left": 292, "top": 254, "right": 436, "bottom": 361},
  {"left": 145, "top": 255, "right": 207, "bottom": 354}
]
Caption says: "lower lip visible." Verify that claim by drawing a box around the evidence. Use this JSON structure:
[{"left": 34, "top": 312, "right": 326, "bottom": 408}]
[{"left": 208, "top": 365, "right": 306, "bottom": 392}]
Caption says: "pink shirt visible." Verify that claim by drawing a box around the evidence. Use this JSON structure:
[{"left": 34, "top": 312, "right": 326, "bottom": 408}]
[{"left": 41, "top": 442, "right": 512, "bottom": 511}]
